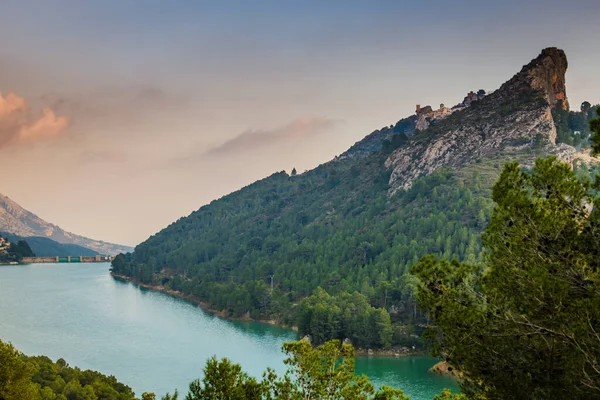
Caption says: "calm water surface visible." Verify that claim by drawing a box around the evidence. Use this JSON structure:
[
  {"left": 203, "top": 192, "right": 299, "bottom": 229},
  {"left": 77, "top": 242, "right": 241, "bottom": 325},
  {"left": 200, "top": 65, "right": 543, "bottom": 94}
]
[{"left": 0, "top": 263, "right": 458, "bottom": 398}]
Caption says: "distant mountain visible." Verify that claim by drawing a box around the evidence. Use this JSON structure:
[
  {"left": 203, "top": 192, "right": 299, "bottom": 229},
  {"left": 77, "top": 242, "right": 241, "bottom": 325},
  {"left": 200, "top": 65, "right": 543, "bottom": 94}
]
[
  {"left": 0, "top": 194, "right": 132, "bottom": 255},
  {"left": 112, "top": 48, "right": 599, "bottom": 348},
  {"left": 0, "top": 232, "right": 98, "bottom": 257}
]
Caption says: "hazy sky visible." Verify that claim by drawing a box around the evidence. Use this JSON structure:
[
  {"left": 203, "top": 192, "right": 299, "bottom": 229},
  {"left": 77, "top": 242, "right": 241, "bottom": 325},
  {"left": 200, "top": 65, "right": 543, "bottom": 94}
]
[{"left": 1, "top": 0, "right": 599, "bottom": 246}]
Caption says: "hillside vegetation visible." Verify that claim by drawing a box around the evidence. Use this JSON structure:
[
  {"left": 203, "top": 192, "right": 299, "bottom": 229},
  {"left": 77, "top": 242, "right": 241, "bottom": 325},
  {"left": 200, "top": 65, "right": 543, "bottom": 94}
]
[
  {"left": 0, "top": 235, "right": 34, "bottom": 263},
  {"left": 112, "top": 152, "right": 494, "bottom": 349},
  {"left": 413, "top": 156, "right": 600, "bottom": 399},
  {"left": 112, "top": 49, "right": 599, "bottom": 350}
]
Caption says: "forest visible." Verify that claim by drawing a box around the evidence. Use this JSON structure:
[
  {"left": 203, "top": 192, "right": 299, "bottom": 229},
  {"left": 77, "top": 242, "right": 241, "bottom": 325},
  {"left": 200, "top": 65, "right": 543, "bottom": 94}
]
[
  {"left": 111, "top": 156, "right": 493, "bottom": 350},
  {"left": 412, "top": 155, "right": 600, "bottom": 399},
  {"left": 143, "top": 151, "right": 600, "bottom": 400},
  {"left": 7, "top": 144, "right": 600, "bottom": 399},
  {"left": 0, "top": 235, "right": 34, "bottom": 263},
  {"left": 111, "top": 105, "right": 600, "bottom": 350},
  {"left": 0, "top": 340, "right": 136, "bottom": 400},
  {"left": 552, "top": 101, "right": 599, "bottom": 146}
]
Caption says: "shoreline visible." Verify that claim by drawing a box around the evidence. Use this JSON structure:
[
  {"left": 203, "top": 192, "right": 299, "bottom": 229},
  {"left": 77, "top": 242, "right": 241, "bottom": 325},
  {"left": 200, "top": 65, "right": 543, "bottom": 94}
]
[
  {"left": 110, "top": 273, "right": 298, "bottom": 330},
  {"left": 111, "top": 273, "right": 426, "bottom": 358}
]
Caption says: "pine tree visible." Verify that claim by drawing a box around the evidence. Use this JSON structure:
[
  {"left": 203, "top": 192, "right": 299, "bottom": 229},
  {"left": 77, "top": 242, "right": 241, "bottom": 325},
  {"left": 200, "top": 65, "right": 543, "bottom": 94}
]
[
  {"left": 591, "top": 107, "right": 600, "bottom": 156},
  {"left": 412, "top": 157, "right": 600, "bottom": 399}
]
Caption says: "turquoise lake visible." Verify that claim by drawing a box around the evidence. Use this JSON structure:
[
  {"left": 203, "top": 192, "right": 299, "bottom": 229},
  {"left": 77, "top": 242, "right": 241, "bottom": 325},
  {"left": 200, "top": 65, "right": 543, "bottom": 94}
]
[{"left": 0, "top": 263, "right": 458, "bottom": 398}]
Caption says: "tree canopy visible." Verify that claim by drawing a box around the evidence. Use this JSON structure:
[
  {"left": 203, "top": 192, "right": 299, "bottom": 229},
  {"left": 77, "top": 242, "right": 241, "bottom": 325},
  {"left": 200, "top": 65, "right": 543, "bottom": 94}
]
[
  {"left": 591, "top": 106, "right": 600, "bottom": 156},
  {"left": 0, "top": 236, "right": 35, "bottom": 262},
  {"left": 168, "top": 339, "right": 410, "bottom": 400},
  {"left": 3, "top": 338, "right": 449, "bottom": 400},
  {"left": 0, "top": 339, "right": 136, "bottom": 400},
  {"left": 412, "top": 157, "right": 600, "bottom": 399}
]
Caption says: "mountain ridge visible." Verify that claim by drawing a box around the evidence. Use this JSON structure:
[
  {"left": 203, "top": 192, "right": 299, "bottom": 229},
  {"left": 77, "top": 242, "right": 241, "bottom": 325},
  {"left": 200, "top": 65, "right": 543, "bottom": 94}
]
[
  {"left": 0, "top": 193, "right": 132, "bottom": 255},
  {"left": 385, "top": 48, "right": 574, "bottom": 193}
]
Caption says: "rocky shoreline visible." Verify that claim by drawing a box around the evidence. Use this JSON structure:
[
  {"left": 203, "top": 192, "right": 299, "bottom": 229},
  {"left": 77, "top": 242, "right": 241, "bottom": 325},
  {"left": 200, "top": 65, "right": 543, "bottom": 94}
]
[
  {"left": 354, "top": 346, "right": 424, "bottom": 357},
  {"left": 111, "top": 273, "right": 426, "bottom": 358},
  {"left": 430, "top": 361, "right": 462, "bottom": 378}
]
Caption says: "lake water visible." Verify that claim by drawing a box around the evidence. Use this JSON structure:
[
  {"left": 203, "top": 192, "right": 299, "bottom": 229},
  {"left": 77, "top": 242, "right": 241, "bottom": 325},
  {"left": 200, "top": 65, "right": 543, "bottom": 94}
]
[{"left": 0, "top": 263, "right": 458, "bottom": 398}]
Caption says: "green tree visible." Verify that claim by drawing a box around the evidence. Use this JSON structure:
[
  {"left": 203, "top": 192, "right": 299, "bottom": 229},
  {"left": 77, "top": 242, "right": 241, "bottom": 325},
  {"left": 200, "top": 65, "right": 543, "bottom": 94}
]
[
  {"left": 178, "top": 339, "right": 411, "bottom": 400},
  {"left": 0, "top": 340, "right": 38, "bottom": 400},
  {"left": 274, "top": 339, "right": 408, "bottom": 400},
  {"left": 9, "top": 240, "right": 35, "bottom": 259},
  {"left": 162, "top": 390, "right": 179, "bottom": 400},
  {"left": 591, "top": 107, "right": 600, "bottom": 156},
  {"left": 186, "top": 357, "right": 263, "bottom": 400},
  {"left": 370, "top": 309, "right": 393, "bottom": 348},
  {"left": 412, "top": 157, "right": 600, "bottom": 399}
]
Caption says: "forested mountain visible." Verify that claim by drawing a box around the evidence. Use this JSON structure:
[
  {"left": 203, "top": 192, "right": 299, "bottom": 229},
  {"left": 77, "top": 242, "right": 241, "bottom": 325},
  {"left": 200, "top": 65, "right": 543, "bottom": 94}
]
[
  {"left": 112, "top": 48, "right": 599, "bottom": 349},
  {"left": 0, "top": 231, "right": 98, "bottom": 257},
  {"left": 0, "top": 193, "right": 132, "bottom": 255}
]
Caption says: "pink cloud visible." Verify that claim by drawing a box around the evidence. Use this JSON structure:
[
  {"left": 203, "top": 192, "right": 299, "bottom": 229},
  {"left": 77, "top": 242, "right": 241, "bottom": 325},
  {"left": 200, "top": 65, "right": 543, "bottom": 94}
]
[
  {"left": 206, "top": 116, "right": 337, "bottom": 156},
  {"left": 0, "top": 92, "right": 71, "bottom": 149},
  {"left": 0, "top": 92, "right": 26, "bottom": 117},
  {"left": 19, "top": 107, "right": 70, "bottom": 140}
]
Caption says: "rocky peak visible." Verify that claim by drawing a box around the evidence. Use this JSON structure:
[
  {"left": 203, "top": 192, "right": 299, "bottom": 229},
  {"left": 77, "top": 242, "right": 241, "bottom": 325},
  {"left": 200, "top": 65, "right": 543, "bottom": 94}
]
[
  {"left": 502, "top": 47, "right": 569, "bottom": 110},
  {"left": 385, "top": 48, "right": 575, "bottom": 194}
]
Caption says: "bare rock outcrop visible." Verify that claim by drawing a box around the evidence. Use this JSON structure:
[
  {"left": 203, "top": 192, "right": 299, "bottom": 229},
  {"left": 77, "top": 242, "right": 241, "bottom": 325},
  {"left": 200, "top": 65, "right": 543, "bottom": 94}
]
[
  {"left": 430, "top": 361, "right": 462, "bottom": 378},
  {"left": 386, "top": 48, "right": 574, "bottom": 194},
  {"left": 526, "top": 47, "right": 569, "bottom": 110}
]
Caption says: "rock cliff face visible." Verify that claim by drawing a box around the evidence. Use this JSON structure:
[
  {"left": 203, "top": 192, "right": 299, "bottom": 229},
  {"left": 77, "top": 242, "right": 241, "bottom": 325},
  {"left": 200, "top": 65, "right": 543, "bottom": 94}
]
[
  {"left": 524, "top": 47, "right": 569, "bottom": 110},
  {"left": 386, "top": 48, "right": 575, "bottom": 194}
]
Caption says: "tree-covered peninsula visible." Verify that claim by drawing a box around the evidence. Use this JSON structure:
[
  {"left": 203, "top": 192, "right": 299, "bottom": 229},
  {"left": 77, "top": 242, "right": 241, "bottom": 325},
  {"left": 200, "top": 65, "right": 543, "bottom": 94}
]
[{"left": 111, "top": 48, "right": 599, "bottom": 351}]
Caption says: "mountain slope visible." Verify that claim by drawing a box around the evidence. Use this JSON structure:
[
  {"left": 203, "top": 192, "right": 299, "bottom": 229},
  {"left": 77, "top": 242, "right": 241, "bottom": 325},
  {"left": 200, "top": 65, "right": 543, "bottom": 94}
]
[
  {"left": 386, "top": 48, "right": 574, "bottom": 193},
  {"left": 0, "top": 194, "right": 132, "bottom": 255},
  {"left": 112, "top": 48, "right": 598, "bottom": 348}
]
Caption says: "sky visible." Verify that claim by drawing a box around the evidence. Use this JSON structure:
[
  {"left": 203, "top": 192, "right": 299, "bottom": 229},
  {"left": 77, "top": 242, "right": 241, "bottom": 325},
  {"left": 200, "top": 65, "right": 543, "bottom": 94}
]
[{"left": 0, "top": 0, "right": 599, "bottom": 246}]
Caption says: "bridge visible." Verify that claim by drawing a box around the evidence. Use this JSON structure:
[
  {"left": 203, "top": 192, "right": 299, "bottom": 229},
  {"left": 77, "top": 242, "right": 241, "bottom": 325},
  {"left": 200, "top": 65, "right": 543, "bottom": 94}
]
[{"left": 21, "top": 255, "right": 113, "bottom": 264}]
